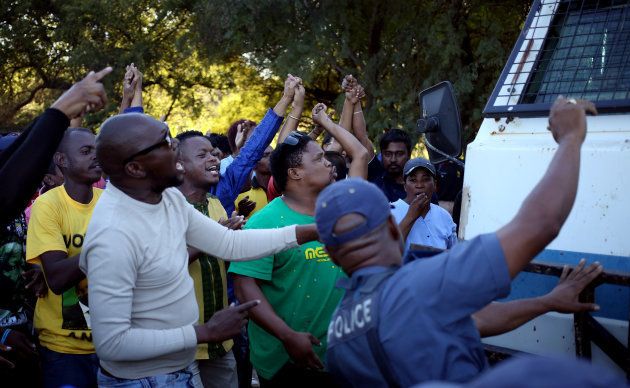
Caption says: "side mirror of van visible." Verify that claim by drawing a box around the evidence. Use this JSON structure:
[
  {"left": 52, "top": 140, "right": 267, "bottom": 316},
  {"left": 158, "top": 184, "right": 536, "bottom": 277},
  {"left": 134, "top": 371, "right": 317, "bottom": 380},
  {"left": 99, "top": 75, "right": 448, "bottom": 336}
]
[{"left": 417, "top": 81, "right": 463, "bottom": 164}]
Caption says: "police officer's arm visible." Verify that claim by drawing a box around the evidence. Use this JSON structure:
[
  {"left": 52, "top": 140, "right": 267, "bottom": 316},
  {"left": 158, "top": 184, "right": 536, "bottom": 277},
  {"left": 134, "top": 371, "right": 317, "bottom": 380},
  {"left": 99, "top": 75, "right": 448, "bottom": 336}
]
[
  {"left": 473, "top": 259, "right": 601, "bottom": 337},
  {"left": 496, "top": 98, "right": 597, "bottom": 278},
  {"left": 232, "top": 274, "right": 325, "bottom": 369},
  {"left": 40, "top": 252, "right": 85, "bottom": 295}
]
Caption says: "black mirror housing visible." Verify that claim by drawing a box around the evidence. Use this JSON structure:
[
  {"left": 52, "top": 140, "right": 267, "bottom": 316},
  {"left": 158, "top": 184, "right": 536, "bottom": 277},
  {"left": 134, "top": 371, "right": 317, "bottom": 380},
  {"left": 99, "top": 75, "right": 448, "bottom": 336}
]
[{"left": 417, "top": 81, "right": 463, "bottom": 164}]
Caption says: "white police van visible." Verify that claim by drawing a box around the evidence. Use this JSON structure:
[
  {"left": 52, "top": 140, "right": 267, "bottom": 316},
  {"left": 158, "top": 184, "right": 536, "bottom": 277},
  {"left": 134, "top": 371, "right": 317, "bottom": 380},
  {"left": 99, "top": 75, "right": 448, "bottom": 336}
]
[{"left": 419, "top": 0, "right": 629, "bottom": 378}]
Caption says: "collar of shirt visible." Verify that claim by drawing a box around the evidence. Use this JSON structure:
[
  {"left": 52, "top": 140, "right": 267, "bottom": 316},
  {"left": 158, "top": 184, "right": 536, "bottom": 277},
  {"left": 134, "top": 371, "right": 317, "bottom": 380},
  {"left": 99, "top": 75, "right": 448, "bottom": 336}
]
[{"left": 336, "top": 265, "right": 399, "bottom": 291}]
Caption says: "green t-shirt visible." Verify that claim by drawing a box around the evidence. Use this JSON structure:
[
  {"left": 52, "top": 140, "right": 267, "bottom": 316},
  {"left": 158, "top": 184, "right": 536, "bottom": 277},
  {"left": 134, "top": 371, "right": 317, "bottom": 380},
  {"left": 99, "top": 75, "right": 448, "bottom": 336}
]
[{"left": 228, "top": 197, "right": 345, "bottom": 379}]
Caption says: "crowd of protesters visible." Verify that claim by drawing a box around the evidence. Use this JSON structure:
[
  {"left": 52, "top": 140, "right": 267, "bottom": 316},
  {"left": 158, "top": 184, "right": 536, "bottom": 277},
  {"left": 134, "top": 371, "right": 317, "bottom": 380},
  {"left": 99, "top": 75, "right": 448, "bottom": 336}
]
[{"left": 0, "top": 62, "right": 624, "bottom": 388}]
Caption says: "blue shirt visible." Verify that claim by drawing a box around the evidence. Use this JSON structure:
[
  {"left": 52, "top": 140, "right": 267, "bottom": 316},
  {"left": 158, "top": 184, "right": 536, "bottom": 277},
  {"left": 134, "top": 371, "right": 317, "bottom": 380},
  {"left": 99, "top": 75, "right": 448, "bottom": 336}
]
[
  {"left": 327, "top": 233, "right": 511, "bottom": 387},
  {"left": 219, "top": 154, "right": 233, "bottom": 176},
  {"left": 210, "top": 109, "right": 283, "bottom": 214},
  {"left": 390, "top": 200, "right": 457, "bottom": 253}
]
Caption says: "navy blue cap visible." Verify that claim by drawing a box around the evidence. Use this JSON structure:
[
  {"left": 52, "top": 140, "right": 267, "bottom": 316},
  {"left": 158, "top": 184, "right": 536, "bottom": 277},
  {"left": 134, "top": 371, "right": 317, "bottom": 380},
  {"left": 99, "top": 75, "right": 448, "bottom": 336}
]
[
  {"left": 315, "top": 178, "right": 391, "bottom": 246},
  {"left": 403, "top": 157, "right": 436, "bottom": 178}
]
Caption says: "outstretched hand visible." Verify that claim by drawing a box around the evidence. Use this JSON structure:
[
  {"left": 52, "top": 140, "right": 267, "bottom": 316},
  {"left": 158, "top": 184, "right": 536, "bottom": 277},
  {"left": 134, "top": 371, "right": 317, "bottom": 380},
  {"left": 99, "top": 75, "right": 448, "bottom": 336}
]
[
  {"left": 51, "top": 67, "right": 113, "bottom": 119},
  {"left": 540, "top": 259, "right": 603, "bottom": 313},
  {"left": 237, "top": 197, "right": 256, "bottom": 219},
  {"left": 219, "top": 211, "right": 246, "bottom": 230}
]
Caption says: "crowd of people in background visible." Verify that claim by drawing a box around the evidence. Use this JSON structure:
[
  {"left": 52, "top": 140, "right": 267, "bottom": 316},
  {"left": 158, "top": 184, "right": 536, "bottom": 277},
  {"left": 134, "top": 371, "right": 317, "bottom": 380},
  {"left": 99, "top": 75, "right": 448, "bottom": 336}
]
[{"left": 0, "top": 63, "right": 625, "bottom": 388}]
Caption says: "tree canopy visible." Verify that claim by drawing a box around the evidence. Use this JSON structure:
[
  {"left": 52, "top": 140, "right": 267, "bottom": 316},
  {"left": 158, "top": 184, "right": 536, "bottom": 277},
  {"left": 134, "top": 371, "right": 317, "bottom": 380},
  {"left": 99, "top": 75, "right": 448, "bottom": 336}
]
[{"left": 1, "top": 0, "right": 531, "bottom": 146}]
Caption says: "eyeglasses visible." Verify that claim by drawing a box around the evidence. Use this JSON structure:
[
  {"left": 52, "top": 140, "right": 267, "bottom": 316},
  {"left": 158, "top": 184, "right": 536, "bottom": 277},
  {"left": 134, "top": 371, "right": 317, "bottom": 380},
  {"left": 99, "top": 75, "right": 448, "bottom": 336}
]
[
  {"left": 282, "top": 131, "right": 310, "bottom": 146},
  {"left": 123, "top": 132, "right": 174, "bottom": 164}
]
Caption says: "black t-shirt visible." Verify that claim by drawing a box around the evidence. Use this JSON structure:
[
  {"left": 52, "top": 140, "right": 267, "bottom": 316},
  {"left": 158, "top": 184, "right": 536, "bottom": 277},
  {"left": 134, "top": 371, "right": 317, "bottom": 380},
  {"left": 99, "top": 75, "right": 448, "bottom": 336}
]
[{"left": 367, "top": 157, "right": 406, "bottom": 202}]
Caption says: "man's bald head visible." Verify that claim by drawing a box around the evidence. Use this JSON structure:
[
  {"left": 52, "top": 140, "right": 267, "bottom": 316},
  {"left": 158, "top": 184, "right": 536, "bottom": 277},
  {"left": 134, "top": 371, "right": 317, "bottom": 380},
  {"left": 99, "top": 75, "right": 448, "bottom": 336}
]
[{"left": 96, "top": 113, "right": 167, "bottom": 177}]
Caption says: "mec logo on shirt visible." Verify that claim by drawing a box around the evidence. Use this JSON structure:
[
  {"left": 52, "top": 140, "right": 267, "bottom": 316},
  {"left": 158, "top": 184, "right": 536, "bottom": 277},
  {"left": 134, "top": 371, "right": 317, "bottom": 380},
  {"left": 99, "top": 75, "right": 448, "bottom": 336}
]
[{"left": 304, "top": 247, "right": 330, "bottom": 262}]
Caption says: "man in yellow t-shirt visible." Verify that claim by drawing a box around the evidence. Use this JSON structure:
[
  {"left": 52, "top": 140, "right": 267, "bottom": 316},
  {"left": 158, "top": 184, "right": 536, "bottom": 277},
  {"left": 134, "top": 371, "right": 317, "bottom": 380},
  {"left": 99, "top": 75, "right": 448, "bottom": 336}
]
[
  {"left": 26, "top": 128, "right": 103, "bottom": 388},
  {"left": 176, "top": 131, "right": 246, "bottom": 388}
]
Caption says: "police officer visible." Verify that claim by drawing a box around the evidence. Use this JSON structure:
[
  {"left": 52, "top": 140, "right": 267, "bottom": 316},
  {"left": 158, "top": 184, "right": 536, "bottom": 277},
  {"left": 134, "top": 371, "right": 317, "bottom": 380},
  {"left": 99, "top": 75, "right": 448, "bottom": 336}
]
[{"left": 314, "top": 98, "right": 600, "bottom": 386}]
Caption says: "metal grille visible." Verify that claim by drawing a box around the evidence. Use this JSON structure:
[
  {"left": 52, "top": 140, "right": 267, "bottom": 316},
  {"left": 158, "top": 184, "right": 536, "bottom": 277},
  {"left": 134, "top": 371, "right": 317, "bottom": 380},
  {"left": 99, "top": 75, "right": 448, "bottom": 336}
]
[
  {"left": 484, "top": 0, "right": 630, "bottom": 117},
  {"left": 523, "top": 0, "right": 630, "bottom": 104}
]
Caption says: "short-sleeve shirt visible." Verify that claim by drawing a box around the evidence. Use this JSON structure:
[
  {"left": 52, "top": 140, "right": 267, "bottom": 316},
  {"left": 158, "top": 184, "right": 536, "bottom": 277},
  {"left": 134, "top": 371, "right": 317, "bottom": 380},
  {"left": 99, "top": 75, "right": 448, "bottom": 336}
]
[
  {"left": 26, "top": 185, "right": 102, "bottom": 354},
  {"left": 390, "top": 200, "right": 457, "bottom": 252},
  {"left": 228, "top": 198, "right": 346, "bottom": 379},
  {"left": 367, "top": 158, "right": 406, "bottom": 202},
  {"left": 327, "top": 233, "right": 511, "bottom": 387}
]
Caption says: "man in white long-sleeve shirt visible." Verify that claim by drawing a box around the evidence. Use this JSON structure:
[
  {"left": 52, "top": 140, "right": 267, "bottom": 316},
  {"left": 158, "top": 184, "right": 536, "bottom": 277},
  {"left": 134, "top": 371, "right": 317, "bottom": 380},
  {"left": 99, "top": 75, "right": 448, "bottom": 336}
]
[{"left": 79, "top": 113, "right": 318, "bottom": 387}]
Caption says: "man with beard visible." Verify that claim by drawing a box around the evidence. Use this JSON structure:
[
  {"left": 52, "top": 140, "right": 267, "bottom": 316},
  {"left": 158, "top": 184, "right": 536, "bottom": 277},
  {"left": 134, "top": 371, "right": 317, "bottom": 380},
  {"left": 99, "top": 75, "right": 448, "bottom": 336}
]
[
  {"left": 228, "top": 104, "right": 362, "bottom": 387},
  {"left": 26, "top": 128, "right": 104, "bottom": 387},
  {"left": 80, "top": 113, "right": 318, "bottom": 387},
  {"left": 368, "top": 129, "right": 412, "bottom": 202},
  {"left": 176, "top": 130, "right": 245, "bottom": 388}
]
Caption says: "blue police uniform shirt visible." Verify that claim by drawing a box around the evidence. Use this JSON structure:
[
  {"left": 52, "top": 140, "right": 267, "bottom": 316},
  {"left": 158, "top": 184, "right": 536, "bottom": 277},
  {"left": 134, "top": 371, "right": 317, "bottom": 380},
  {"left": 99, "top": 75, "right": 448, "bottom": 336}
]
[
  {"left": 390, "top": 200, "right": 457, "bottom": 253},
  {"left": 326, "top": 233, "right": 511, "bottom": 387}
]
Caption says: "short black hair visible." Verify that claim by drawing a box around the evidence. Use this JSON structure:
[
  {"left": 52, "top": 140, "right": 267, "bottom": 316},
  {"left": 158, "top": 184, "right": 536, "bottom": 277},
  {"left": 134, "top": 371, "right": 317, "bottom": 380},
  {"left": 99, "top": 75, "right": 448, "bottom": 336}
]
[
  {"left": 270, "top": 132, "right": 312, "bottom": 193},
  {"left": 58, "top": 127, "right": 94, "bottom": 153},
  {"left": 325, "top": 151, "right": 348, "bottom": 181},
  {"left": 175, "top": 130, "right": 206, "bottom": 145},
  {"left": 206, "top": 133, "right": 231, "bottom": 155},
  {"left": 379, "top": 129, "right": 411, "bottom": 154}
]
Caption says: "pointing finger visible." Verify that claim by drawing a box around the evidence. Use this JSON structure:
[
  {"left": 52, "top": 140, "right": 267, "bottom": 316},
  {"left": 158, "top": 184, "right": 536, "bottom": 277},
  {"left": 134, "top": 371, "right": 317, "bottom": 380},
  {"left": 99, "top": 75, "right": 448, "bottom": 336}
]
[
  {"left": 234, "top": 300, "right": 260, "bottom": 313},
  {"left": 91, "top": 66, "right": 113, "bottom": 81}
]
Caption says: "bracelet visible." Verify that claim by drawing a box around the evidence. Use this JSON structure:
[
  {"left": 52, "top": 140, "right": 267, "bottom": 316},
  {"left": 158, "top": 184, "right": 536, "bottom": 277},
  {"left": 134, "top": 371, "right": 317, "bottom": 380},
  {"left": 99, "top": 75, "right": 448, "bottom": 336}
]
[
  {"left": 353, "top": 110, "right": 363, "bottom": 115},
  {"left": 0, "top": 328, "right": 11, "bottom": 345},
  {"left": 288, "top": 115, "right": 300, "bottom": 121}
]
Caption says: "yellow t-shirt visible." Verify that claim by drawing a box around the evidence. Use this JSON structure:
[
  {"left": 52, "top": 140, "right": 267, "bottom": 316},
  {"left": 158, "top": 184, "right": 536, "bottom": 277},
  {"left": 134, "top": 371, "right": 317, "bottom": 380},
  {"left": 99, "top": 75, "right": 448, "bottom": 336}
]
[
  {"left": 26, "top": 186, "right": 103, "bottom": 354},
  {"left": 188, "top": 196, "right": 233, "bottom": 360},
  {"left": 235, "top": 187, "right": 268, "bottom": 218}
]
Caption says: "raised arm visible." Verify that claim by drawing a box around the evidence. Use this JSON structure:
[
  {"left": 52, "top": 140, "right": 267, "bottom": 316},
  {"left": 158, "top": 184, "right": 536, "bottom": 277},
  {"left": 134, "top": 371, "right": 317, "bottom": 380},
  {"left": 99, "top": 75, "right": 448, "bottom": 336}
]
[
  {"left": 351, "top": 84, "right": 375, "bottom": 159},
  {"left": 0, "top": 67, "right": 111, "bottom": 223},
  {"left": 276, "top": 75, "right": 302, "bottom": 143},
  {"left": 216, "top": 75, "right": 297, "bottom": 213},
  {"left": 473, "top": 259, "right": 602, "bottom": 337},
  {"left": 118, "top": 65, "right": 137, "bottom": 113},
  {"left": 338, "top": 75, "right": 357, "bottom": 132},
  {"left": 496, "top": 98, "right": 597, "bottom": 278},
  {"left": 312, "top": 103, "right": 369, "bottom": 179},
  {"left": 129, "top": 65, "right": 143, "bottom": 109}
]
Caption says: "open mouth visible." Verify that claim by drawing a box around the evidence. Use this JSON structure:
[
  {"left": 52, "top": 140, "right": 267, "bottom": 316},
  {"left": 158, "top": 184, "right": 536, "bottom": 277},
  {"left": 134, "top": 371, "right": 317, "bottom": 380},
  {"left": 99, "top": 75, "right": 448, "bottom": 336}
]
[
  {"left": 175, "top": 162, "right": 184, "bottom": 173},
  {"left": 89, "top": 162, "right": 101, "bottom": 170},
  {"left": 206, "top": 165, "right": 220, "bottom": 176}
]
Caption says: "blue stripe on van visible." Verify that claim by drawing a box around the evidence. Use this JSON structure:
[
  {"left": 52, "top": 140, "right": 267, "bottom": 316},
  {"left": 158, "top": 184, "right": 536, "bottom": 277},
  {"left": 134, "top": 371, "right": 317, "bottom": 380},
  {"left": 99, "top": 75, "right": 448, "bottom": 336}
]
[{"left": 500, "top": 249, "right": 630, "bottom": 321}]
